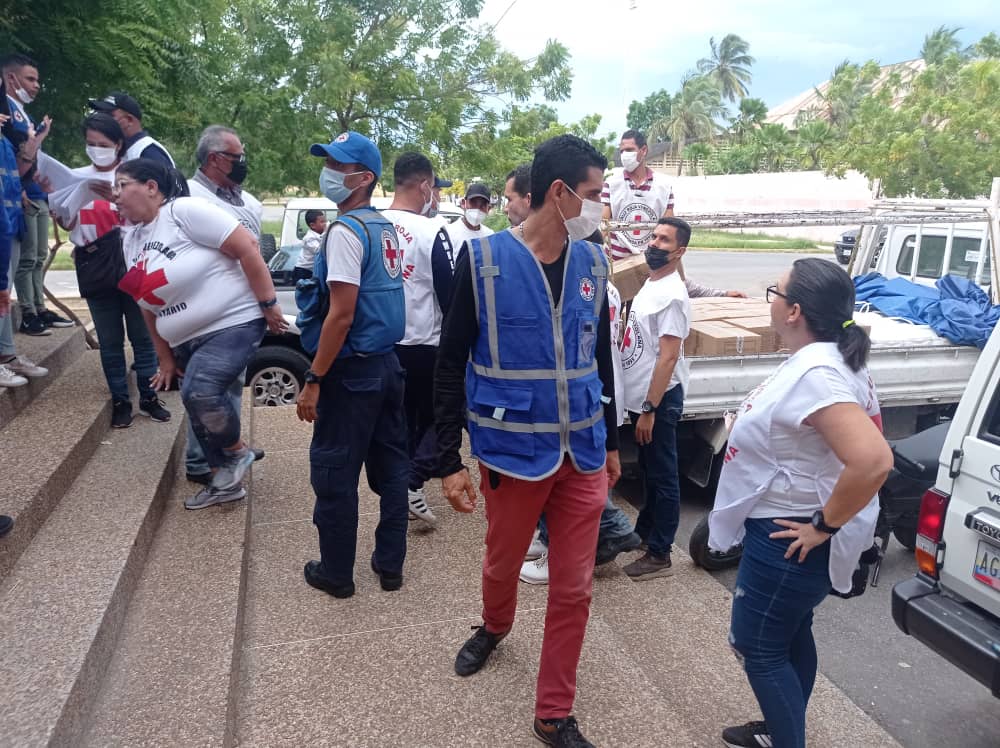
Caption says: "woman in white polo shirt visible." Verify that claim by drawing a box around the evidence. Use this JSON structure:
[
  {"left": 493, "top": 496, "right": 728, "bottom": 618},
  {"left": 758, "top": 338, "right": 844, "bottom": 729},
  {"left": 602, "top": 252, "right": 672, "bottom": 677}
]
[
  {"left": 114, "top": 159, "right": 287, "bottom": 510},
  {"left": 708, "top": 258, "right": 893, "bottom": 748}
]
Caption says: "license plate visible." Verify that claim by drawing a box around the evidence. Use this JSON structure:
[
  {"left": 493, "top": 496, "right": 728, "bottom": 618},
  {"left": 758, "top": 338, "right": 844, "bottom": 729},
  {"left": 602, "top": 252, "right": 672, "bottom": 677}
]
[{"left": 972, "top": 539, "right": 1000, "bottom": 591}]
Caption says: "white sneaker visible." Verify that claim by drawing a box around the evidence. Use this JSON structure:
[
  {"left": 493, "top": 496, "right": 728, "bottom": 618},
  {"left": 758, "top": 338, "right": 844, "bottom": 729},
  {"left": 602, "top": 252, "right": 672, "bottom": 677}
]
[
  {"left": 519, "top": 552, "right": 549, "bottom": 585},
  {"left": 408, "top": 487, "right": 437, "bottom": 526},
  {"left": 525, "top": 531, "right": 548, "bottom": 561},
  {"left": 0, "top": 364, "right": 28, "bottom": 388},
  {"left": 5, "top": 355, "right": 48, "bottom": 378}
]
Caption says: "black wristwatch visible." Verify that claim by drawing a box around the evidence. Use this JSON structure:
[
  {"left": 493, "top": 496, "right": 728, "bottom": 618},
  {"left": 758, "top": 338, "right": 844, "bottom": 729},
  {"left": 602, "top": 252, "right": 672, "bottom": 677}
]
[
  {"left": 258, "top": 297, "right": 278, "bottom": 309},
  {"left": 811, "top": 509, "right": 841, "bottom": 535},
  {"left": 640, "top": 400, "right": 656, "bottom": 414},
  {"left": 304, "top": 369, "right": 323, "bottom": 384}
]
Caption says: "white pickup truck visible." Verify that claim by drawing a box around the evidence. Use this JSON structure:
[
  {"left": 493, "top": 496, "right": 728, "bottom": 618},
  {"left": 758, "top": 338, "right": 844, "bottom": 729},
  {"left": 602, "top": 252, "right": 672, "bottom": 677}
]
[{"left": 892, "top": 309, "right": 1000, "bottom": 698}]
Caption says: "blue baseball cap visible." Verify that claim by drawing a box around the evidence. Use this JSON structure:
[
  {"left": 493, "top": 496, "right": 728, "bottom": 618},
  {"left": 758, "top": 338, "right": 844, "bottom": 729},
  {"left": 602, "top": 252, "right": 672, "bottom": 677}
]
[{"left": 310, "top": 131, "right": 382, "bottom": 178}]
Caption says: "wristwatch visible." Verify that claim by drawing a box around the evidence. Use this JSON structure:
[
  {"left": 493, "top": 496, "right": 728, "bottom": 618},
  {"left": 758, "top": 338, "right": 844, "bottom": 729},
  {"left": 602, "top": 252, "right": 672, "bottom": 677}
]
[
  {"left": 258, "top": 297, "right": 278, "bottom": 309},
  {"left": 640, "top": 400, "right": 656, "bottom": 414},
  {"left": 811, "top": 509, "right": 841, "bottom": 535},
  {"left": 304, "top": 369, "right": 323, "bottom": 384}
]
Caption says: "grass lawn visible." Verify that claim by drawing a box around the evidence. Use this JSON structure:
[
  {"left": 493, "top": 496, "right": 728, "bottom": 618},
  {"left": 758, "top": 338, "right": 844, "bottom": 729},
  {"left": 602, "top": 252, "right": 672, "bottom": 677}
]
[{"left": 688, "top": 230, "right": 818, "bottom": 250}]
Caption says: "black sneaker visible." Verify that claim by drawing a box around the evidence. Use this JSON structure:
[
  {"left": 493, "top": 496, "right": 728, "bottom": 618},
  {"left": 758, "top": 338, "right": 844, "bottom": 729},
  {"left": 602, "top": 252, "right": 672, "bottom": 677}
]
[
  {"left": 370, "top": 554, "right": 403, "bottom": 591},
  {"left": 252, "top": 447, "right": 265, "bottom": 462},
  {"left": 303, "top": 560, "right": 355, "bottom": 598},
  {"left": 455, "top": 624, "right": 505, "bottom": 676},
  {"left": 37, "top": 309, "right": 74, "bottom": 328},
  {"left": 722, "top": 721, "right": 772, "bottom": 747},
  {"left": 111, "top": 399, "right": 133, "bottom": 429},
  {"left": 0, "top": 514, "right": 13, "bottom": 538},
  {"left": 595, "top": 531, "right": 642, "bottom": 566},
  {"left": 532, "top": 716, "right": 594, "bottom": 747},
  {"left": 19, "top": 312, "right": 51, "bottom": 336},
  {"left": 139, "top": 396, "right": 171, "bottom": 422}
]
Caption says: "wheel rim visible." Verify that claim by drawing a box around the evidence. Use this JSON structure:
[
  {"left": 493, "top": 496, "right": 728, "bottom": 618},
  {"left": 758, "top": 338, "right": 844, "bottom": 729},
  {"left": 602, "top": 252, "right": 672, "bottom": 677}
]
[{"left": 250, "top": 367, "right": 300, "bottom": 406}]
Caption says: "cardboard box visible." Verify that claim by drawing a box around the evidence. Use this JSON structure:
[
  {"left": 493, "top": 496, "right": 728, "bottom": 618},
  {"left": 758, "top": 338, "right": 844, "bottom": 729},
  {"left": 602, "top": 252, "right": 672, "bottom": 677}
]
[
  {"left": 610, "top": 254, "right": 649, "bottom": 302},
  {"left": 728, "top": 315, "right": 780, "bottom": 353},
  {"left": 688, "top": 321, "right": 761, "bottom": 357}
]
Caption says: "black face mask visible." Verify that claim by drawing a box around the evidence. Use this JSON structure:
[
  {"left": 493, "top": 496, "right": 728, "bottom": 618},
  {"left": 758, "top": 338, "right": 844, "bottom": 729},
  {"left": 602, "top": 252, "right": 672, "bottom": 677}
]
[
  {"left": 228, "top": 158, "right": 248, "bottom": 184},
  {"left": 645, "top": 247, "right": 671, "bottom": 270}
]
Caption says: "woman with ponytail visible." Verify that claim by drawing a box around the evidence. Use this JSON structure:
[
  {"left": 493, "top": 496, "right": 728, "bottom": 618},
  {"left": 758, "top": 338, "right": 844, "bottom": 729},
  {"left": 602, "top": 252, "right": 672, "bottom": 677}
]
[
  {"left": 114, "top": 158, "right": 287, "bottom": 510},
  {"left": 707, "top": 257, "right": 893, "bottom": 748}
]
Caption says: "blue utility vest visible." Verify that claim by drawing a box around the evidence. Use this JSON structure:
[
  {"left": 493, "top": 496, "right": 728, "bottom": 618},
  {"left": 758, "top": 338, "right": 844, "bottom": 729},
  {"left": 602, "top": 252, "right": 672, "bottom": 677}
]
[
  {"left": 297, "top": 207, "right": 404, "bottom": 358},
  {"left": 466, "top": 231, "right": 609, "bottom": 480},
  {"left": 6, "top": 96, "right": 46, "bottom": 202}
]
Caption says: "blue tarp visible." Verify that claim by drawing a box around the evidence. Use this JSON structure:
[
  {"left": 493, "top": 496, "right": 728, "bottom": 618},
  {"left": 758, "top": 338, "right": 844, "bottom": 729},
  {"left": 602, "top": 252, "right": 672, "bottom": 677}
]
[{"left": 853, "top": 272, "right": 1000, "bottom": 349}]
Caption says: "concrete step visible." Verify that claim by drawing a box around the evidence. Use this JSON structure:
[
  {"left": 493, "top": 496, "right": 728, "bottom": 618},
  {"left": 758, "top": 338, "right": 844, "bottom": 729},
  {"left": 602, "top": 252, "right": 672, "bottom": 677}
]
[
  {"left": 0, "top": 349, "right": 111, "bottom": 580},
  {"left": 0, "top": 391, "right": 184, "bottom": 746},
  {"left": 82, "top": 401, "right": 255, "bottom": 747},
  {"left": 0, "top": 325, "right": 88, "bottom": 430}
]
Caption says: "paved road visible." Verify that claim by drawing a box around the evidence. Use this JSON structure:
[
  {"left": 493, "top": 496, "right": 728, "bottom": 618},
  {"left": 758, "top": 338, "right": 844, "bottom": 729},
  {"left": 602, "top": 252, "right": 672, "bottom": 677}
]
[{"left": 45, "top": 249, "right": 999, "bottom": 745}]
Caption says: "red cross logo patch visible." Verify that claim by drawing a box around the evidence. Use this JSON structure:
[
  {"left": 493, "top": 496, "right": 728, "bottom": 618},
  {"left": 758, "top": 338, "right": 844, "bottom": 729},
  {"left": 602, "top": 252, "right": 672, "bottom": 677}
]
[
  {"left": 579, "top": 277, "right": 595, "bottom": 302},
  {"left": 381, "top": 230, "right": 402, "bottom": 278},
  {"left": 334, "top": 132, "right": 350, "bottom": 143},
  {"left": 620, "top": 202, "right": 658, "bottom": 248},
  {"left": 620, "top": 311, "right": 644, "bottom": 369}
]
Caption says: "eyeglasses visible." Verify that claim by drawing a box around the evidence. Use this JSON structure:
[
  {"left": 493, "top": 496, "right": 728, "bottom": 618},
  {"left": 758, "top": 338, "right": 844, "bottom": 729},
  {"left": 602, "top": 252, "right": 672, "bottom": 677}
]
[
  {"left": 112, "top": 179, "right": 137, "bottom": 194},
  {"left": 765, "top": 285, "right": 789, "bottom": 303},
  {"left": 214, "top": 151, "right": 247, "bottom": 164}
]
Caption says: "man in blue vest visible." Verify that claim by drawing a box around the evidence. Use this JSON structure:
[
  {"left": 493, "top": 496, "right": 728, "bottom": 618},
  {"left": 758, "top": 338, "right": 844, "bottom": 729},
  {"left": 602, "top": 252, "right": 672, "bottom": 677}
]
[
  {"left": 296, "top": 131, "right": 409, "bottom": 600},
  {"left": 434, "top": 134, "right": 621, "bottom": 748}
]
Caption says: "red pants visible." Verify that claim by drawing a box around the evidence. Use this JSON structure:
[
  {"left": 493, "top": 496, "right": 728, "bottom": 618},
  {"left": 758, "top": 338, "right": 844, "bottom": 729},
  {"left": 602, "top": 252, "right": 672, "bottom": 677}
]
[{"left": 479, "top": 459, "right": 607, "bottom": 719}]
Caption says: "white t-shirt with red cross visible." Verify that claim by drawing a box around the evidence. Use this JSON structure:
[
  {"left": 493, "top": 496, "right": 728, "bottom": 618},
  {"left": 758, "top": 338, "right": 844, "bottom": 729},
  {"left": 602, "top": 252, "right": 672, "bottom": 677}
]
[
  {"left": 383, "top": 208, "right": 445, "bottom": 347},
  {"left": 68, "top": 164, "right": 118, "bottom": 247},
  {"left": 607, "top": 281, "right": 626, "bottom": 427},
  {"left": 620, "top": 270, "right": 690, "bottom": 413},
  {"left": 120, "top": 197, "right": 261, "bottom": 347},
  {"left": 601, "top": 167, "right": 675, "bottom": 260}
]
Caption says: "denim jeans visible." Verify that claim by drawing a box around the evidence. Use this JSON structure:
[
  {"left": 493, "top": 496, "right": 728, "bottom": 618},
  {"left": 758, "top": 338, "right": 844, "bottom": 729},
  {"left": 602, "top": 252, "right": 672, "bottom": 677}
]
[
  {"left": 172, "top": 318, "right": 265, "bottom": 469},
  {"left": 632, "top": 384, "right": 684, "bottom": 557},
  {"left": 0, "top": 239, "right": 17, "bottom": 356},
  {"left": 395, "top": 344, "right": 440, "bottom": 491},
  {"left": 538, "top": 490, "right": 634, "bottom": 546},
  {"left": 310, "top": 351, "right": 409, "bottom": 583},
  {"left": 86, "top": 291, "right": 158, "bottom": 403},
  {"left": 185, "top": 374, "right": 244, "bottom": 475},
  {"left": 15, "top": 199, "right": 48, "bottom": 314},
  {"left": 729, "top": 517, "right": 833, "bottom": 748}
]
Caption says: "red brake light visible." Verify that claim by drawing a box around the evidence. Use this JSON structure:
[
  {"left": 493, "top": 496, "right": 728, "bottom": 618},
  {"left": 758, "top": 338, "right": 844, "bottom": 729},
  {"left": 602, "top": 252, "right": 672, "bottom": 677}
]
[{"left": 916, "top": 487, "right": 950, "bottom": 576}]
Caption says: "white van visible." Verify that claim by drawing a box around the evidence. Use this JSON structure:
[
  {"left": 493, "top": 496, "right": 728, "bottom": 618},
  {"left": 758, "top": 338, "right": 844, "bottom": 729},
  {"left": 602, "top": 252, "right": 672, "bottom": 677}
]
[{"left": 893, "top": 315, "right": 1000, "bottom": 697}]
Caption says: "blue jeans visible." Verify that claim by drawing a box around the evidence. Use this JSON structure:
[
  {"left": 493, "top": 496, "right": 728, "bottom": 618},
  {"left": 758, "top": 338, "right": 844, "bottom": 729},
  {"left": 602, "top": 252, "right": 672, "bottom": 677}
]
[
  {"left": 86, "top": 291, "right": 158, "bottom": 403},
  {"left": 0, "top": 239, "right": 20, "bottom": 356},
  {"left": 310, "top": 352, "right": 409, "bottom": 584},
  {"left": 632, "top": 384, "right": 684, "bottom": 557},
  {"left": 186, "top": 374, "right": 243, "bottom": 475},
  {"left": 537, "top": 490, "right": 633, "bottom": 546},
  {"left": 729, "top": 518, "right": 833, "bottom": 748},
  {"left": 172, "top": 318, "right": 265, "bottom": 470}
]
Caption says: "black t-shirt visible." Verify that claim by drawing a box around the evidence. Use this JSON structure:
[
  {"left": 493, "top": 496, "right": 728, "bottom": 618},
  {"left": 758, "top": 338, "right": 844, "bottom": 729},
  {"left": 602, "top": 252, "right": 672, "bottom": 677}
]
[{"left": 434, "top": 238, "right": 619, "bottom": 477}]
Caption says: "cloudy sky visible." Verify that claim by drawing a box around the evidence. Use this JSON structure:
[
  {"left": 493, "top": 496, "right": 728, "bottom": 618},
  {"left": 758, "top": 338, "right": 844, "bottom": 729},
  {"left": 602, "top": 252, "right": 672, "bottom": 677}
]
[{"left": 479, "top": 0, "right": 997, "bottom": 135}]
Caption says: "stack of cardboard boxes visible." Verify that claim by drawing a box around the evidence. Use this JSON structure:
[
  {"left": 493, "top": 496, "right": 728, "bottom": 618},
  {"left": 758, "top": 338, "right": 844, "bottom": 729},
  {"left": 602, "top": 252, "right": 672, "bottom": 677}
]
[{"left": 687, "top": 298, "right": 777, "bottom": 357}]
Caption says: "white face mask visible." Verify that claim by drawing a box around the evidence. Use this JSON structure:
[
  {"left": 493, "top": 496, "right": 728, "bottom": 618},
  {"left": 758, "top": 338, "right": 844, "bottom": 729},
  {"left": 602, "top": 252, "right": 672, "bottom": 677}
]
[
  {"left": 621, "top": 150, "right": 641, "bottom": 172},
  {"left": 86, "top": 145, "right": 118, "bottom": 168},
  {"left": 465, "top": 208, "right": 486, "bottom": 227},
  {"left": 420, "top": 182, "right": 434, "bottom": 217},
  {"left": 559, "top": 185, "right": 603, "bottom": 242}
]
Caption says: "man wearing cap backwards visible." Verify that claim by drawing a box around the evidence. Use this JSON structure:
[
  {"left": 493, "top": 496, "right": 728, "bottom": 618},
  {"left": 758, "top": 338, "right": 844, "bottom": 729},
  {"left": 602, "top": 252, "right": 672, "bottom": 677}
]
[
  {"left": 88, "top": 91, "right": 174, "bottom": 167},
  {"left": 444, "top": 181, "right": 493, "bottom": 258},
  {"left": 295, "top": 131, "right": 409, "bottom": 600},
  {"left": 434, "top": 134, "right": 620, "bottom": 748}
]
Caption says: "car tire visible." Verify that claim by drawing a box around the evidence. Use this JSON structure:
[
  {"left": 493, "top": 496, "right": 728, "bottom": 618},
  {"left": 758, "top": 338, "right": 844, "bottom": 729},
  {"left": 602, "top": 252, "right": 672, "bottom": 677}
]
[
  {"left": 260, "top": 233, "right": 278, "bottom": 263},
  {"left": 247, "top": 346, "right": 310, "bottom": 407},
  {"left": 892, "top": 524, "right": 918, "bottom": 552},
  {"left": 688, "top": 514, "right": 743, "bottom": 570}
]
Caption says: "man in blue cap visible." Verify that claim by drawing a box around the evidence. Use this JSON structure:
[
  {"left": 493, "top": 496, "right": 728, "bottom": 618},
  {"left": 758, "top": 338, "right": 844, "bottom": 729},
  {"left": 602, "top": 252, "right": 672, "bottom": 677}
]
[{"left": 295, "top": 131, "right": 409, "bottom": 599}]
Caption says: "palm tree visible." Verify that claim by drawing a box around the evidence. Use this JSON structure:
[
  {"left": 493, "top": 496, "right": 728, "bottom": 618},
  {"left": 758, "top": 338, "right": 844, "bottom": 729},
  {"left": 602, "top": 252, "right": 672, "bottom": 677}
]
[
  {"left": 697, "top": 34, "right": 755, "bottom": 102},
  {"left": 921, "top": 25, "right": 966, "bottom": 66},
  {"left": 684, "top": 142, "right": 712, "bottom": 175},
  {"left": 795, "top": 120, "right": 834, "bottom": 169},
  {"left": 650, "top": 75, "right": 726, "bottom": 173},
  {"left": 750, "top": 123, "right": 793, "bottom": 172},
  {"left": 729, "top": 97, "right": 768, "bottom": 142}
]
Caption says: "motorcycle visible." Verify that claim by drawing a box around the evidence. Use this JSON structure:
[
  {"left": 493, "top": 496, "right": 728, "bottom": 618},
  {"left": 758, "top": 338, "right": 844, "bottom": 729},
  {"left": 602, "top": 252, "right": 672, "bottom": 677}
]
[{"left": 688, "top": 420, "right": 951, "bottom": 584}]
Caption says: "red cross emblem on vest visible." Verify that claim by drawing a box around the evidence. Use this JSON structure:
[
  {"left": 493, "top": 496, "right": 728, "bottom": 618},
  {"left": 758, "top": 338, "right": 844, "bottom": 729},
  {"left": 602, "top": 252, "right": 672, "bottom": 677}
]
[
  {"left": 381, "top": 229, "right": 402, "bottom": 278},
  {"left": 579, "top": 277, "right": 595, "bottom": 302}
]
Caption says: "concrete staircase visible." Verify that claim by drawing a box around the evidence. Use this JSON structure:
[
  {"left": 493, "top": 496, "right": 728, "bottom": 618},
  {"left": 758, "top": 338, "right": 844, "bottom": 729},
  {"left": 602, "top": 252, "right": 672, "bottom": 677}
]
[{"left": 0, "top": 358, "right": 901, "bottom": 747}]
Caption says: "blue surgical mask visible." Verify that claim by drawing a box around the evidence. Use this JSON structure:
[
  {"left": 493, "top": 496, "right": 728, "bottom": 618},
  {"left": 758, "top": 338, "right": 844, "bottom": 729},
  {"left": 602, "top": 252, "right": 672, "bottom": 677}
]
[{"left": 319, "top": 167, "right": 364, "bottom": 204}]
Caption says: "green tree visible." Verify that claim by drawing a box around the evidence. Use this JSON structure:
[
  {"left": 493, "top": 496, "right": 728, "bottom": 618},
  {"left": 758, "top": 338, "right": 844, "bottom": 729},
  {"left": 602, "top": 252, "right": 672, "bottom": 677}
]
[
  {"left": 626, "top": 88, "right": 674, "bottom": 139},
  {"left": 794, "top": 120, "right": 835, "bottom": 169},
  {"left": 684, "top": 142, "right": 712, "bottom": 175},
  {"left": 650, "top": 75, "right": 725, "bottom": 171},
  {"left": 813, "top": 60, "right": 880, "bottom": 131},
  {"left": 920, "top": 25, "right": 968, "bottom": 65},
  {"left": 729, "top": 96, "right": 768, "bottom": 142},
  {"left": 704, "top": 144, "right": 758, "bottom": 175},
  {"left": 697, "top": 34, "right": 754, "bottom": 102},
  {"left": 749, "top": 123, "right": 793, "bottom": 172}
]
